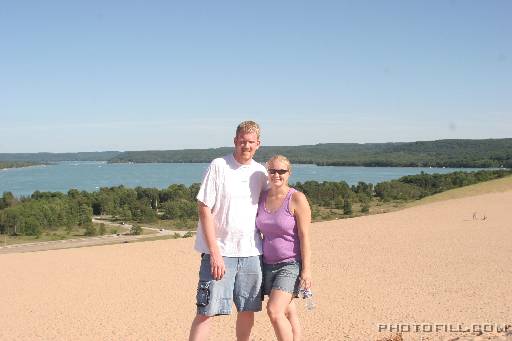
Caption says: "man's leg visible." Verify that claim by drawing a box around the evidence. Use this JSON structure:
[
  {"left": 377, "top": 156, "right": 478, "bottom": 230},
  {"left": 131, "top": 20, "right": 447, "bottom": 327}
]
[
  {"left": 189, "top": 315, "right": 212, "bottom": 341},
  {"left": 189, "top": 255, "right": 236, "bottom": 340},
  {"left": 234, "top": 256, "right": 263, "bottom": 341},
  {"left": 236, "top": 311, "right": 255, "bottom": 341}
]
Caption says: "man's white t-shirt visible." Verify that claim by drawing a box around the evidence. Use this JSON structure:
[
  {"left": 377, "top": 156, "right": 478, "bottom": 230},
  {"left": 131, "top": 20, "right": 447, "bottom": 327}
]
[{"left": 194, "top": 154, "right": 267, "bottom": 257}]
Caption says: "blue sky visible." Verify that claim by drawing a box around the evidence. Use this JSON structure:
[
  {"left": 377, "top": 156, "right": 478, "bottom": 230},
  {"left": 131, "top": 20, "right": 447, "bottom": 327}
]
[{"left": 1, "top": 0, "right": 510, "bottom": 152}]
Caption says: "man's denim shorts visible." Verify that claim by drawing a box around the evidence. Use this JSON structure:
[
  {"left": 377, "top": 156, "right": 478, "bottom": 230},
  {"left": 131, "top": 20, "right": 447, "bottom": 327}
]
[
  {"left": 263, "top": 261, "right": 301, "bottom": 297},
  {"left": 195, "top": 254, "right": 263, "bottom": 316}
]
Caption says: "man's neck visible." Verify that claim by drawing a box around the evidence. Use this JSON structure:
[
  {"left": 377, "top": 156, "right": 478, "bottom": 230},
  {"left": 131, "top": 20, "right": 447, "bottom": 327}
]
[{"left": 233, "top": 153, "right": 252, "bottom": 165}]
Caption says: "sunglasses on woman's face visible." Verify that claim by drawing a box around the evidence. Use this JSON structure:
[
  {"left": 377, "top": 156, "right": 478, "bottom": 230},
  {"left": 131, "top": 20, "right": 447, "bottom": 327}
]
[{"left": 268, "top": 169, "right": 288, "bottom": 175}]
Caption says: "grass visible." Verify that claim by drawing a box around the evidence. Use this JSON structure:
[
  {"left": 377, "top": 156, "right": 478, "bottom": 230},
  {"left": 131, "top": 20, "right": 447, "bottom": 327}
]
[
  {"left": 405, "top": 174, "right": 512, "bottom": 208},
  {"left": 311, "top": 200, "right": 409, "bottom": 222},
  {"left": 1, "top": 224, "right": 131, "bottom": 247},
  {"left": 125, "top": 232, "right": 196, "bottom": 244},
  {"left": 311, "top": 174, "right": 512, "bottom": 221},
  {"left": 127, "top": 218, "right": 196, "bottom": 231},
  {"left": 2, "top": 231, "right": 76, "bottom": 246}
]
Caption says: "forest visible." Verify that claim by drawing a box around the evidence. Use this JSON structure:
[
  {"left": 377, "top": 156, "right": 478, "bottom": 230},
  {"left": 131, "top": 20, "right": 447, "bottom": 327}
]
[
  {"left": 0, "top": 151, "right": 120, "bottom": 163},
  {"left": 1, "top": 169, "right": 511, "bottom": 238},
  {"left": 0, "top": 161, "right": 41, "bottom": 169},
  {"left": 108, "top": 138, "right": 512, "bottom": 168},
  {"left": 2, "top": 138, "right": 511, "bottom": 168}
]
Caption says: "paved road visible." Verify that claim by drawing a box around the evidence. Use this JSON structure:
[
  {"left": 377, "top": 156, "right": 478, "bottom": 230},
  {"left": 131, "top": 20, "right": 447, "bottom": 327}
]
[{"left": 0, "top": 219, "right": 193, "bottom": 254}]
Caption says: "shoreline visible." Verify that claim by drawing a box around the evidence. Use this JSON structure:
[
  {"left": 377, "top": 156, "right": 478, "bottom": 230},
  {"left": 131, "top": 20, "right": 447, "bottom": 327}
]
[{"left": 2, "top": 164, "right": 507, "bottom": 199}]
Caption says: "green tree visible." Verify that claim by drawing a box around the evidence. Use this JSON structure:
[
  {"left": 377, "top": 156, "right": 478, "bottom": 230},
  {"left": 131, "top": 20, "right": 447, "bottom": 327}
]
[
  {"left": 120, "top": 205, "right": 132, "bottom": 221},
  {"left": 1, "top": 192, "right": 17, "bottom": 209},
  {"left": 23, "top": 216, "right": 42, "bottom": 237},
  {"left": 352, "top": 182, "right": 374, "bottom": 198},
  {"left": 159, "top": 184, "right": 192, "bottom": 206},
  {"left": 361, "top": 201, "right": 370, "bottom": 213},
  {"left": 98, "top": 223, "right": 106, "bottom": 235},
  {"left": 162, "top": 199, "right": 197, "bottom": 220},
  {"left": 84, "top": 224, "right": 97, "bottom": 236},
  {"left": 343, "top": 196, "right": 353, "bottom": 215},
  {"left": 375, "top": 180, "right": 423, "bottom": 201},
  {"left": 65, "top": 224, "right": 73, "bottom": 235},
  {"left": 136, "top": 187, "right": 160, "bottom": 209},
  {"left": 334, "top": 195, "right": 344, "bottom": 210},
  {"left": 78, "top": 204, "right": 93, "bottom": 226},
  {"left": 130, "top": 224, "right": 143, "bottom": 235},
  {"left": 188, "top": 183, "right": 201, "bottom": 201},
  {"left": 132, "top": 203, "right": 158, "bottom": 223}
]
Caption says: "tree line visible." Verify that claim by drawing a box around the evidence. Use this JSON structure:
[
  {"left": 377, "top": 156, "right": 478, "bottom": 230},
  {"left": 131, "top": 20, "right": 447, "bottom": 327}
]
[
  {"left": 0, "top": 184, "right": 199, "bottom": 237},
  {"left": 1, "top": 169, "right": 511, "bottom": 237},
  {"left": 2, "top": 139, "right": 512, "bottom": 168},
  {"left": 0, "top": 151, "right": 120, "bottom": 163},
  {"left": 108, "top": 139, "right": 512, "bottom": 168},
  {"left": 0, "top": 161, "right": 42, "bottom": 169}
]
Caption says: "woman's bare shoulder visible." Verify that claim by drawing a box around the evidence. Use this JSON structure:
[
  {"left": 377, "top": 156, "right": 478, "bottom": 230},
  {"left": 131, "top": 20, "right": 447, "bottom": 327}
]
[{"left": 291, "top": 189, "right": 309, "bottom": 206}]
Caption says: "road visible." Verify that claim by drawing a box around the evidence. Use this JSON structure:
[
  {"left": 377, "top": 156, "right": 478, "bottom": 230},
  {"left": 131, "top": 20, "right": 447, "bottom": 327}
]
[{"left": 0, "top": 218, "right": 193, "bottom": 254}]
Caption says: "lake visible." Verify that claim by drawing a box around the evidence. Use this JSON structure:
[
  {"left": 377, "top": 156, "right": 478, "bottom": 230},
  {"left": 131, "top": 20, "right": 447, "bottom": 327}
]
[{"left": 0, "top": 161, "right": 484, "bottom": 197}]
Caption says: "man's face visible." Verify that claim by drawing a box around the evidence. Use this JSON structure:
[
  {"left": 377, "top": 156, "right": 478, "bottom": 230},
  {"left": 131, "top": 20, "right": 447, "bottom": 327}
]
[{"left": 233, "top": 131, "right": 260, "bottom": 164}]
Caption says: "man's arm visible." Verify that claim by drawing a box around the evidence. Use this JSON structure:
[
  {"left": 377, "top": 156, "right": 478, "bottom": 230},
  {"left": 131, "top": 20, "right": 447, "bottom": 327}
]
[{"left": 198, "top": 201, "right": 225, "bottom": 280}]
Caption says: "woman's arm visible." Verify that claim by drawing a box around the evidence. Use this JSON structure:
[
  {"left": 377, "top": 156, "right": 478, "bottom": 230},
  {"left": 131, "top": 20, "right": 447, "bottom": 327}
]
[{"left": 292, "top": 191, "right": 312, "bottom": 289}]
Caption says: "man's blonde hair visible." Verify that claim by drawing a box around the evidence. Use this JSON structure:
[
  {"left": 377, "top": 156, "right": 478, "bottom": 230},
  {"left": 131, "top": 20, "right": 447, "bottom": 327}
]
[
  {"left": 266, "top": 155, "right": 292, "bottom": 172},
  {"left": 236, "top": 121, "right": 260, "bottom": 139}
]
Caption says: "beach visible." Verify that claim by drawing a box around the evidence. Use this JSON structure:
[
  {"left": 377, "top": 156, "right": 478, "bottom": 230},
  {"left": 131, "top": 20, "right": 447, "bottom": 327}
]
[{"left": 1, "top": 180, "right": 511, "bottom": 340}]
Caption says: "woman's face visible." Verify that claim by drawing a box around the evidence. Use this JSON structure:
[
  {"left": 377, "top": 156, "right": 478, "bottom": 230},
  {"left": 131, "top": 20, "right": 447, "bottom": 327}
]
[{"left": 267, "top": 159, "right": 290, "bottom": 188}]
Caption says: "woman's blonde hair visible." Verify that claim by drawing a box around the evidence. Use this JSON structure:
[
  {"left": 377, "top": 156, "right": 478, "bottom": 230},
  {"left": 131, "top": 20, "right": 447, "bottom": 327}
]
[{"left": 266, "top": 154, "right": 292, "bottom": 172}]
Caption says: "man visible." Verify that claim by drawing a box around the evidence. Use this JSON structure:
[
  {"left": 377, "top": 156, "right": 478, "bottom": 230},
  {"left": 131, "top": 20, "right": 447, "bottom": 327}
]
[{"left": 189, "top": 121, "right": 268, "bottom": 341}]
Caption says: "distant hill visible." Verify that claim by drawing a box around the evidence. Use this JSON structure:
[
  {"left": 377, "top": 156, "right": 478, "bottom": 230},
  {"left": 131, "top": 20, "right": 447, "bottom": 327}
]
[
  {"left": 0, "top": 151, "right": 121, "bottom": 163},
  {"left": 0, "top": 161, "right": 42, "bottom": 169},
  {"left": 2, "top": 139, "right": 511, "bottom": 168},
  {"left": 109, "top": 139, "right": 512, "bottom": 168}
]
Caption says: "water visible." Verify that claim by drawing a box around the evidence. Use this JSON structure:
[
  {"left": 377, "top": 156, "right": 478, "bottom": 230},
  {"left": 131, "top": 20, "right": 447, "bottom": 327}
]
[{"left": 0, "top": 161, "right": 485, "bottom": 197}]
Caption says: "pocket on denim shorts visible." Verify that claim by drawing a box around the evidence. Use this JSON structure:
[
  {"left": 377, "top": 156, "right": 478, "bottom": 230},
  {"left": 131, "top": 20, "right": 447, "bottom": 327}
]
[{"left": 196, "top": 280, "right": 211, "bottom": 307}]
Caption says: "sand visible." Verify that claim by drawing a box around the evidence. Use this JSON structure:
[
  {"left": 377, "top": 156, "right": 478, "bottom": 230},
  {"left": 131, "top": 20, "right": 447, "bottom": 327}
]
[{"left": 1, "top": 184, "right": 511, "bottom": 340}]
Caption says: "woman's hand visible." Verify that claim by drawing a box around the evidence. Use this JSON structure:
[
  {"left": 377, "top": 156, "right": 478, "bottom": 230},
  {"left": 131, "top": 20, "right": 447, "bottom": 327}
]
[{"left": 299, "top": 270, "right": 312, "bottom": 290}]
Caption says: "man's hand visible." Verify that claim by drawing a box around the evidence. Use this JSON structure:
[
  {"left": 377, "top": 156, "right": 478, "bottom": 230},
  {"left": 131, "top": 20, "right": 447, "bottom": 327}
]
[{"left": 210, "top": 253, "right": 226, "bottom": 280}]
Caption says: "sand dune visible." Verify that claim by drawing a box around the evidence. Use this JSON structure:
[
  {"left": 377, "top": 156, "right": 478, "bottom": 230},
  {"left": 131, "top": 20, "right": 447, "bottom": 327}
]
[{"left": 1, "top": 185, "right": 512, "bottom": 340}]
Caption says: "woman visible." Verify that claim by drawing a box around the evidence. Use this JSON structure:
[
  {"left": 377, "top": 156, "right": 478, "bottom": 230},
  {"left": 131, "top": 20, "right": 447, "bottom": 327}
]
[{"left": 256, "top": 155, "right": 312, "bottom": 341}]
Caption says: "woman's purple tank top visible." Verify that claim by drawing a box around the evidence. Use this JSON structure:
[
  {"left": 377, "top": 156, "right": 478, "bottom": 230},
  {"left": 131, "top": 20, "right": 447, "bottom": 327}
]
[{"left": 256, "top": 188, "right": 301, "bottom": 264}]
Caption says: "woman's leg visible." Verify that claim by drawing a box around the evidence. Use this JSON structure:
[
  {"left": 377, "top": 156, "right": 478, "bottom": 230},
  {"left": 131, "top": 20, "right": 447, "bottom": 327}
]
[
  {"left": 285, "top": 300, "right": 302, "bottom": 341},
  {"left": 266, "top": 289, "right": 294, "bottom": 341}
]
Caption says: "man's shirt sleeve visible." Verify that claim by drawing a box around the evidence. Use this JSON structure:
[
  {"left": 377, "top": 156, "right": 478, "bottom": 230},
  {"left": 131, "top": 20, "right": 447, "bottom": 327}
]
[{"left": 196, "top": 161, "right": 218, "bottom": 209}]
